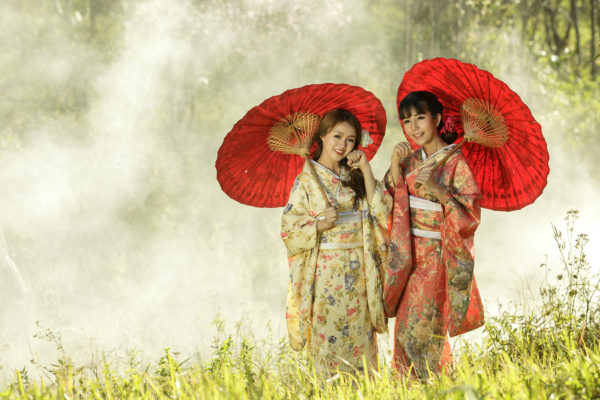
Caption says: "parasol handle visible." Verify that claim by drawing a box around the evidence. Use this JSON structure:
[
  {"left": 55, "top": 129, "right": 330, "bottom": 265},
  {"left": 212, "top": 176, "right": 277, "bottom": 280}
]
[
  {"left": 414, "top": 140, "right": 467, "bottom": 189},
  {"left": 304, "top": 155, "right": 333, "bottom": 207}
]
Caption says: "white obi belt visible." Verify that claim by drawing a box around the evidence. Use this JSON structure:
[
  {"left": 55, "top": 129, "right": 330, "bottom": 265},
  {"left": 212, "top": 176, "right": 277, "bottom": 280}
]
[
  {"left": 317, "top": 211, "right": 363, "bottom": 250},
  {"left": 409, "top": 195, "right": 442, "bottom": 240}
]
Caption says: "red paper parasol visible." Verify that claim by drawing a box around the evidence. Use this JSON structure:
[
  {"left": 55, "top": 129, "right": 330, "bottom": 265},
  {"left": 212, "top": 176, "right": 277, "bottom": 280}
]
[
  {"left": 397, "top": 57, "right": 549, "bottom": 211},
  {"left": 216, "top": 83, "right": 387, "bottom": 208}
]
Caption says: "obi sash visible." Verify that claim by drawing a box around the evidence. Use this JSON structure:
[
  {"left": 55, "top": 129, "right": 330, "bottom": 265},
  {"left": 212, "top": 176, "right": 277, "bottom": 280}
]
[
  {"left": 317, "top": 211, "right": 363, "bottom": 250},
  {"left": 409, "top": 195, "right": 442, "bottom": 240}
]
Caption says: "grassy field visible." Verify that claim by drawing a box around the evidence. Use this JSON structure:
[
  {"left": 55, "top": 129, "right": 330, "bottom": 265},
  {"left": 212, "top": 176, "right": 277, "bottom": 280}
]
[
  {"left": 2, "top": 338, "right": 599, "bottom": 399},
  {"left": 1, "top": 211, "right": 598, "bottom": 399}
]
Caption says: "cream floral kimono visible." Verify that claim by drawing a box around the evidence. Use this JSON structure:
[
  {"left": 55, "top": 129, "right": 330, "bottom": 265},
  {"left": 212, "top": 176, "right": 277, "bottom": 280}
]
[{"left": 281, "top": 160, "right": 392, "bottom": 373}]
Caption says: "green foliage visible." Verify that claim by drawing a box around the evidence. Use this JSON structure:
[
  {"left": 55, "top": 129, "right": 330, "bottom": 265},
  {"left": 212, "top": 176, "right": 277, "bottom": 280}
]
[
  {"left": 206, "top": 335, "right": 234, "bottom": 377},
  {"left": 482, "top": 209, "right": 599, "bottom": 367}
]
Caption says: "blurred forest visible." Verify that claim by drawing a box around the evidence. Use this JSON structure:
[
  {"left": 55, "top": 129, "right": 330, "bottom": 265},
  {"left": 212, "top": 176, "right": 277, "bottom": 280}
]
[
  {"left": 1, "top": 0, "right": 600, "bottom": 377},
  {"left": 2, "top": 0, "right": 599, "bottom": 177}
]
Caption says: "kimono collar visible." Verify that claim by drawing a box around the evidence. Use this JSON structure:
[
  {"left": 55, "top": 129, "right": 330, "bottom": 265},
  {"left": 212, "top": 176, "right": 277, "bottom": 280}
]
[
  {"left": 420, "top": 143, "right": 457, "bottom": 161},
  {"left": 309, "top": 159, "right": 346, "bottom": 181}
]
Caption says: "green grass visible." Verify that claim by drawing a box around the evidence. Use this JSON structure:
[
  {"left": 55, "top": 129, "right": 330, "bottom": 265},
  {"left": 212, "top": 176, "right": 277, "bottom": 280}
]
[
  {"left": 1, "top": 210, "right": 598, "bottom": 399},
  {"left": 2, "top": 336, "right": 599, "bottom": 399}
]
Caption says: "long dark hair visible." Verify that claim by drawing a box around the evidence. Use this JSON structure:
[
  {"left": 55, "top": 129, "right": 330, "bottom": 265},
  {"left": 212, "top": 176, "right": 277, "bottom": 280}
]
[
  {"left": 398, "top": 91, "right": 457, "bottom": 144},
  {"left": 312, "top": 109, "right": 366, "bottom": 208}
]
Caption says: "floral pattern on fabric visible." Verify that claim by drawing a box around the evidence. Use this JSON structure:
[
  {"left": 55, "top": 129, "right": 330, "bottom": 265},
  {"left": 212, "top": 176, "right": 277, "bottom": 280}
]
[
  {"left": 383, "top": 146, "right": 484, "bottom": 378},
  {"left": 281, "top": 160, "right": 392, "bottom": 374}
]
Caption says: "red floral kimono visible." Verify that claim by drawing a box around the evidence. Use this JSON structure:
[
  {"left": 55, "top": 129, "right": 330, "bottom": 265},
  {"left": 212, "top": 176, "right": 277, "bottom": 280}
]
[{"left": 384, "top": 145, "right": 484, "bottom": 377}]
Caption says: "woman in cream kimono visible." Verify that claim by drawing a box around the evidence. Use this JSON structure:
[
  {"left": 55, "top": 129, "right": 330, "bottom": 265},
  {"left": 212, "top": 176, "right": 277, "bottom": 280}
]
[
  {"left": 384, "top": 91, "right": 484, "bottom": 378},
  {"left": 281, "top": 109, "right": 392, "bottom": 374}
]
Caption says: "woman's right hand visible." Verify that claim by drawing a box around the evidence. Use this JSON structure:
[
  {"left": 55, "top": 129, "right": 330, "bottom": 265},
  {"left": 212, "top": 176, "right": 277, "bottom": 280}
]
[
  {"left": 317, "top": 206, "right": 337, "bottom": 233},
  {"left": 390, "top": 142, "right": 412, "bottom": 187},
  {"left": 392, "top": 142, "right": 413, "bottom": 164}
]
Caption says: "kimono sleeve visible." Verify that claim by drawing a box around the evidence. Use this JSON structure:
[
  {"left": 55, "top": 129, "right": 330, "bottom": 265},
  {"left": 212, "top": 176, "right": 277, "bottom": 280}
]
[
  {"left": 368, "top": 180, "right": 393, "bottom": 228},
  {"left": 441, "top": 157, "right": 483, "bottom": 336},
  {"left": 383, "top": 157, "right": 409, "bottom": 198},
  {"left": 281, "top": 173, "right": 319, "bottom": 257},
  {"left": 383, "top": 173, "right": 413, "bottom": 318},
  {"left": 383, "top": 169, "right": 396, "bottom": 198},
  {"left": 281, "top": 172, "right": 320, "bottom": 351},
  {"left": 359, "top": 180, "right": 392, "bottom": 332}
]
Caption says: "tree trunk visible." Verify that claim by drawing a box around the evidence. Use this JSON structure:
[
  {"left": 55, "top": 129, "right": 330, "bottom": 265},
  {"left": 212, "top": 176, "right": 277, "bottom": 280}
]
[
  {"left": 570, "top": 0, "right": 581, "bottom": 69},
  {"left": 593, "top": 0, "right": 598, "bottom": 80},
  {"left": 520, "top": 0, "right": 543, "bottom": 44},
  {"left": 405, "top": 0, "right": 411, "bottom": 70},
  {"left": 543, "top": 3, "right": 573, "bottom": 55},
  {"left": 429, "top": 0, "right": 435, "bottom": 56},
  {"left": 90, "top": 0, "right": 122, "bottom": 38}
]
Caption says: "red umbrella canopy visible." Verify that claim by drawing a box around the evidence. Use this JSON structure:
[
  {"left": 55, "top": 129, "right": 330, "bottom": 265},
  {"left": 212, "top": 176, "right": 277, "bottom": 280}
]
[
  {"left": 397, "top": 57, "right": 549, "bottom": 211},
  {"left": 216, "top": 83, "right": 387, "bottom": 208}
]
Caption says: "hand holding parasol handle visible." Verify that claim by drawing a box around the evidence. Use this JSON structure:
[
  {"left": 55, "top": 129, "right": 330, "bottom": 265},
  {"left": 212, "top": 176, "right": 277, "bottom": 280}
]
[
  {"left": 414, "top": 141, "right": 465, "bottom": 189},
  {"left": 304, "top": 156, "right": 333, "bottom": 207}
]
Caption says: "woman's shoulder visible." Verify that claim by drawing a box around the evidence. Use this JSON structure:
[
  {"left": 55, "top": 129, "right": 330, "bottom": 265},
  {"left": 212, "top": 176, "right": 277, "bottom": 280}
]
[
  {"left": 437, "top": 144, "right": 467, "bottom": 167},
  {"left": 445, "top": 149, "right": 479, "bottom": 190},
  {"left": 450, "top": 148, "right": 469, "bottom": 164},
  {"left": 293, "top": 162, "right": 314, "bottom": 186},
  {"left": 451, "top": 148, "right": 472, "bottom": 169}
]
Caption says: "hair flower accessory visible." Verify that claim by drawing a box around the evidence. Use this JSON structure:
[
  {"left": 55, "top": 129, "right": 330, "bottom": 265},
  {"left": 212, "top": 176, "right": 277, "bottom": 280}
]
[
  {"left": 440, "top": 115, "right": 456, "bottom": 135},
  {"left": 360, "top": 129, "right": 373, "bottom": 148}
]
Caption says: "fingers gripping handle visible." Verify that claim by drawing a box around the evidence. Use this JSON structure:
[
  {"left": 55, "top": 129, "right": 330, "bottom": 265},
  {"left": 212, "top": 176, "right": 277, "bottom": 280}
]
[
  {"left": 414, "top": 141, "right": 465, "bottom": 189},
  {"left": 305, "top": 156, "right": 333, "bottom": 207}
]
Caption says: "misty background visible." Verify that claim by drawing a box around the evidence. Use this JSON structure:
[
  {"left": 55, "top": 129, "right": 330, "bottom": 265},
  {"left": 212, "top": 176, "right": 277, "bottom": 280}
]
[{"left": 1, "top": 0, "right": 599, "bottom": 381}]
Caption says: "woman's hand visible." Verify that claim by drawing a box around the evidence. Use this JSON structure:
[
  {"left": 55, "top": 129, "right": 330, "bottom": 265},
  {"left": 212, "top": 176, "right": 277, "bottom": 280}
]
[
  {"left": 392, "top": 142, "right": 412, "bottom": 164},
  {"left": 415, "top": 166, "right": 445, "bottom": 204},
  {"left": 346, "top": 150, "right": 369, "bottom": 171},
  {"left": 390, "top": 142, "right": 412, "bottom": 186},
  {"left": 317, "top": 206, "right": 338, "bottom": 233},
  {"left": 347, "top": 149, "right": 377, "bottom": 204}
]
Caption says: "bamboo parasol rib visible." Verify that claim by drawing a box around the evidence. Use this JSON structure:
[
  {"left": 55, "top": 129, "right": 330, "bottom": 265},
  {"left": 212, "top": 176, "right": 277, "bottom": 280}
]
[{"left": 267, "top": 112, "right": 331, "bottom": 206}]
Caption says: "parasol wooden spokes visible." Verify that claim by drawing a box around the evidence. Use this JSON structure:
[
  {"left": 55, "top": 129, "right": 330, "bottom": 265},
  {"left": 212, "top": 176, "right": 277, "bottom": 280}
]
[
  {"left": 267, "top": 112, "right": 331, "bottom": 205},
  {"left": 425, "top": 97, "right": 510, "bottom": 174},
  {"left": 461, "top": 97, "right": 509, "bottom": 148}
]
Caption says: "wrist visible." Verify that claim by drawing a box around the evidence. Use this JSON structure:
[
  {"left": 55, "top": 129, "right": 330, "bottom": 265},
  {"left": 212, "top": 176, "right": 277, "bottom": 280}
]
[
  {"left": 316, "top": 219, "right": 324, "bottom": 233},
  {"left": 433, "top": 184, "right": 446, "bottom": 203},
  {"left": 316, "top": 219, "right": 331, "bottom": 233}
]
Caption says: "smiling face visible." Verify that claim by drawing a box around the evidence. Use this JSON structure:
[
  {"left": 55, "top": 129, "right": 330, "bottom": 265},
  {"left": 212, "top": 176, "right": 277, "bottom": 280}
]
[
  {"left": 318, "top": 121, "right": 357, "bottom": 168},
  {"left": 401, "top": 107, "right": 442, "bottom": 148}
]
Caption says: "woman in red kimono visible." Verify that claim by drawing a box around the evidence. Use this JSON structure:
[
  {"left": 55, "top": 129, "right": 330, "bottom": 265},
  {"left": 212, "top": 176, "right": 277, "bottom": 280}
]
[{"left": 383, "top": 91, "right": 484, "bottom": 378}]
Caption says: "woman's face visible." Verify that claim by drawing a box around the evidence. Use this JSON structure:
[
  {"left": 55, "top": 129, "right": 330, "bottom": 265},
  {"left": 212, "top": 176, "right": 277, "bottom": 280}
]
[
  {"left": 319, "top": 121, "right": 357, "bottom": 165},
  {"left": 401, "top": 108, "right": 442, "bottom": 147}
]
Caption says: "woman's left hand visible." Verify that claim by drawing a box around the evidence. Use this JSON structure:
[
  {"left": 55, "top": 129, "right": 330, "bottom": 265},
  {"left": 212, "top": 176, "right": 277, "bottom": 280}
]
[{"left": 347, "top": 150, "right": 368, "bottom": 170}]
